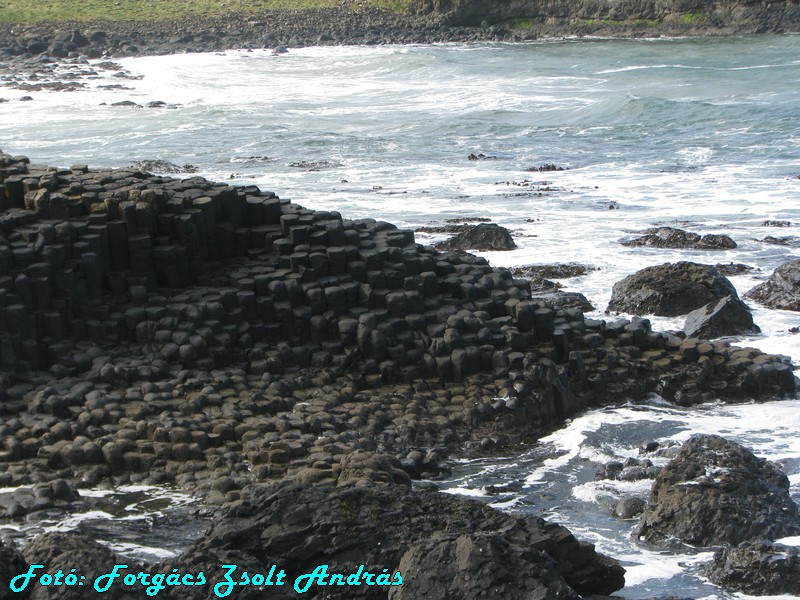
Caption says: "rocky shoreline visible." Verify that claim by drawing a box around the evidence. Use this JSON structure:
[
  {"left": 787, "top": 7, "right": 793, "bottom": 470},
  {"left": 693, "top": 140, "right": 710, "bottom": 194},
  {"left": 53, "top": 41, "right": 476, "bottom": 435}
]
[
  {"left": 1, "top": 0, "right": 800, "bottom": 65},
  {"left": 0, "top": 145, "right": 798, "bottom": 596},
  {"left": 3, "top": 2, "right": 800, "bottom": 590}
]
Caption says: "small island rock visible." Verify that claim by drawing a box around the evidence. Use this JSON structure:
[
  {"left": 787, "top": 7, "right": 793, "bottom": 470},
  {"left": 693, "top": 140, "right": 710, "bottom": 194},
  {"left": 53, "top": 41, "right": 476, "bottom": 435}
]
[{"left": 608, "top": 262, "right": 739, "bottom": 316}]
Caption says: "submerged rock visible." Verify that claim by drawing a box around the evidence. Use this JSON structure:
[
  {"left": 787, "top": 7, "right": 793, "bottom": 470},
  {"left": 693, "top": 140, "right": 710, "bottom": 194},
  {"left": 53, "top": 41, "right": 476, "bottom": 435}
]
[
  {"left": 621, "top": 226, "right": 736, "bottom": 250},
  {"left": 635, "top": 435, "right": 800, "bottom": 547},
  {"left": 607, "top": 262, "right": 738, "bottom": 316},
  {"left": 714, "top": 262, "right": 753, "bottom": 276},
  {"left": 511, "top": 263, "right": 596, "bottom": 279},
  {"left": 746, "top": 258, "right": 800, "bottom": 311},
  {"left": 706, "top": 540, "right": 800, "bottom": 595},
  {"left": 131, "top": 159, "right": 197, "bottom": 174}
]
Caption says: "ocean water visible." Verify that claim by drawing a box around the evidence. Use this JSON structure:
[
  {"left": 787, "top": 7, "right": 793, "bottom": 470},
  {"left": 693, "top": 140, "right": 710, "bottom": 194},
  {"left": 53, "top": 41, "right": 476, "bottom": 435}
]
[{"left": 2, "top": 34, "right": 800, "bottom": 597}]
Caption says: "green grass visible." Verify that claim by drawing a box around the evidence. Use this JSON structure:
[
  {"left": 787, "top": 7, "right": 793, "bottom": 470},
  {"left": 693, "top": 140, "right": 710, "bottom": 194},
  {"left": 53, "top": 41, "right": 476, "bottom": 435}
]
[
  {"left": 510, "top": 18, "right": 535, "bottom": 29},
  {"left": 681, "top": 12, "right": 705, "bottom": 25},
  {"left": 0, "top": 0, "right": 411, "bottom": 24},
  {"left": 367, "top": 0, "right": 411, "bottom": 13}
]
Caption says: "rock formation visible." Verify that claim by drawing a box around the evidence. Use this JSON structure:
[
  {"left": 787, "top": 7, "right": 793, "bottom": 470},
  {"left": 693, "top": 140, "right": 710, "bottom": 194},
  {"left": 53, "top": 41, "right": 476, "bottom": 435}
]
[
  {"left": 0, "top": 152, "right": 796, "bottom": 500},
  {"left": 707, "top": 541, "right": 800, "bottom": 595},
  {"left": 635, "top": 434, "right": 800, "bottom": 547},
  {"left": 621, "top": 226, "right": 736, "bottom": 250},
  {"left": 436, "top": 222, "right": 517, "bottom": 252},
  {"left": 184, "top": 479, "right": 626, "bottom": 598},
  {"left": 682, "top": 294, "right": 760, "bottom": 339},
  {"left": 607, "top": 261, "right": 739, "bottom": 317},
  {"left": 409, "top": 0, "right": 800, "bottom": 36},
  {"left": 746, "top": 258, "right": 800, "bottom": 311}
]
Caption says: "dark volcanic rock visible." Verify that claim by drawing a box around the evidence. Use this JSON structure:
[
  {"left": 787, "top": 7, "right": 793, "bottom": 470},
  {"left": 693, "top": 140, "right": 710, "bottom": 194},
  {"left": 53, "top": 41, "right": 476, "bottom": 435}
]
[
  {"left": 189, "top": 479, "right": 625, "bottom": 598},
  {"left": 614, "top": 496, "right": 646, "bottom": 519},
  {"left": 436, "top": 223, "right": 517, "bottom": 251},
  {"left": 131, "top": 159, "right": 198, "bottom": 174},
  {"left": 706, "top": 540, "right": 800, "bottom": 595},
  {"left": 526, "top": 163, "right": 566, "bottom": 172},
  {"left": 759, "top": 235, "right": 800, "bottom": 246},
  {"left": 635, "top": 435, "right": 800, "bottom": 547},
  {"left": 511, "top": 263, "right": 596, "bottom": 279},
  {"left": 0, "top": 153, "right": 795, "bottom": 514},
  {"left": 530, "top": 290, "right": 594, "bottom": 312},
  {"left": 746, "top": 259, "right": 800, "bottom": 311},
  {"left": 621, "top": 226, "right": 737, "bottom": 250},
  {"left": 714, "top": 262, "right": 753, "bottom": 276},
  {"left": 22, "top": 532, "right": 140, "bottom": 599},
  {"left": 682, "top": 295, "right": 760, "bottom": 339},
  {"left": 607, "top": 262, "right": 739, "bottom": 316},
  {"left": 394, "top": 533, "right": 574, "bottom": 599},
  {"left": 1, "top": 539, "right": 29, "bottom": 599}
]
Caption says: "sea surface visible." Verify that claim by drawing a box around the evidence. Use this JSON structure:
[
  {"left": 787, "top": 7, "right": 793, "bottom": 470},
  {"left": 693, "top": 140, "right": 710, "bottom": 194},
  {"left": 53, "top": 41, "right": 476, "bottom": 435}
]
[{"left": 2, "top": 34, "right": 800, "bottom": 598}]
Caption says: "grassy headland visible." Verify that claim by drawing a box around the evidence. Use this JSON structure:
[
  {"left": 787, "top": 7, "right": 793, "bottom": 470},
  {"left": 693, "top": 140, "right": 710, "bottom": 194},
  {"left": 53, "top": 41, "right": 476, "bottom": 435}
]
[{"left": 0, "top": 0, "right": 411, "bottom": 24}]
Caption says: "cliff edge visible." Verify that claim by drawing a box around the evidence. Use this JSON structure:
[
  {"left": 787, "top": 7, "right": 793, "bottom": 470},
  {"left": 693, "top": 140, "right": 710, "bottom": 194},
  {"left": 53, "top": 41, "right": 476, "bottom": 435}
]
[{"left": 410, "top": 0, "right": 800, "bottom": 35}]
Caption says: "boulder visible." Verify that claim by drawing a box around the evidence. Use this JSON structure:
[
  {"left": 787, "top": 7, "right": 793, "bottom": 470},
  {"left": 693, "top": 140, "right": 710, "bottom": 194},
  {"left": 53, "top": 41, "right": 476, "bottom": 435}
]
[
  {"left": 436, "top": 223, "right": 516, "bottom": 251},
  {"left": 682, "top": 295, "right": 760, "bottom": 339},
  {"left": 613, "top": 497, "right": 646, "bottom": 519},
  {"left": 621, "top": 227, "right": 736, "bottom": 250},
  {"left": 635, "top": 435, "right": 800, "bottom": 547},
  {"left": 607, "top": 262, "right": 739, "bottom": 316},
  {"left": 189, "top": 479, "right": 625, "bottom": 598},
  {"left": 706, "top": 540, "right": 800, "bottom": 595},
  {"left": 745, "top": 258, "right": 800, "bottom": 311}
]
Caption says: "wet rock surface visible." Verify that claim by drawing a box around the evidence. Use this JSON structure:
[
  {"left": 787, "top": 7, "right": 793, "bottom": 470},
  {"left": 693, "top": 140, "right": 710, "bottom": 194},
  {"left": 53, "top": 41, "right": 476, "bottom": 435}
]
[
  {"left": 0, "top": 152, "right": 795, "bottom": 500},
  {"left": 185, "top": 479, "right": 625, "bottom": 598},
  {"left": 131, "top": 160, "right": 198, "bottom": 174},
  {"left": 746, "top": 258, "right": 800, "bottom": 311},
  {"left": 682, "top": 294, "right": 760, "bottom": 339},
  {"left": 0, "top": 151, "right": 797, "bottom": 596},
  {"left": 435, "top": 222, "right": 517, "bottom": 251},
  {"left": 511, "top": 264, "right": 595, "bottom": 312},
  {"left": 635, "top": 434, "right": 800, "bottom": 547},
  {"left": 621, "top": 226, "right": 736, "bottom": 250},
  {"left": 714, "top": 261, "right": 753, "bottom": 276},
  {"left": 21, "top": 532, "right": 142, "bottom": 600},
  {"left": 613, "top": 496, "right": 646, "bottom": 519},
  {"left": 607, "top": 261, "right": 739, "bottom": 316},
  {"left": 596, "top": 457, "right": 660, "bottom": 483},
  {"left": 511, "top": 263, "right": 596, "bottom": 280},
  {"left": 706, "top": 540, "right": 800, "bottom": 596}
]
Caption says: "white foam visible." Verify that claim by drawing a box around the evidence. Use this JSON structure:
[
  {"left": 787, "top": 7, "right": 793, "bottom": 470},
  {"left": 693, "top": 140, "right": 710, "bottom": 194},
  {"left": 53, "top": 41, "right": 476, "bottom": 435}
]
[
  {"left": 103, "top": 541, "right": 178, "bottom": 560},
  {"left": 776, "top": 536, "right": 800, "bottom": 547},
  {"left": 441, "top": 487, "right": 486, "bottom": 498}
]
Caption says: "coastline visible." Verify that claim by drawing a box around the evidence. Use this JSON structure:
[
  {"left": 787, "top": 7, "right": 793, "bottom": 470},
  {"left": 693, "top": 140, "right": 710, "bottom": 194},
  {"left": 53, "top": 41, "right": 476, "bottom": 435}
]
[
  {"left": 0, "top": 147, "right": 797, "bottom": 596},
  {"left": 3, "top": 8, "right": 800, "bottom": 596},
  {"left": 1, "top": 3, "right": 799, "bottom": 62}
]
